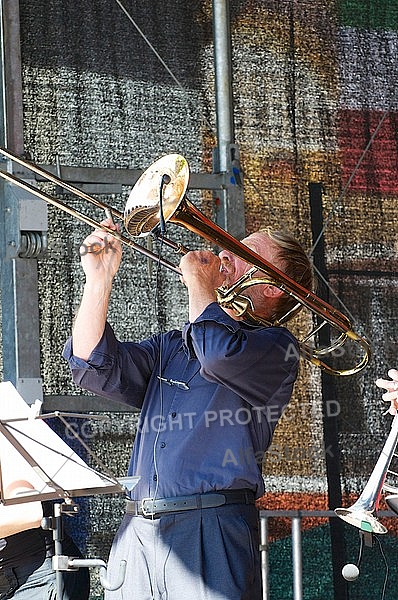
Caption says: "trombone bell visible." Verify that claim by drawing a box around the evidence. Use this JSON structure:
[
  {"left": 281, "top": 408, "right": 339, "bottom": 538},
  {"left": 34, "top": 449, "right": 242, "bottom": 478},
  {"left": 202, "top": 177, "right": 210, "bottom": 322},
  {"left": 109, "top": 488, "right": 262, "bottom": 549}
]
[{"left": 124, "top": 154, "right": 189, "bottom": 236}]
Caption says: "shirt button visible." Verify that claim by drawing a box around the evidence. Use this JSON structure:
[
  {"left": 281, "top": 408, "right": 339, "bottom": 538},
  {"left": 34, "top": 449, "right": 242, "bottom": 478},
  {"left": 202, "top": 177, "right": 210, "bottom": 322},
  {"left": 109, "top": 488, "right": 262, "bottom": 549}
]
[
  {"left": 153, "top": 474, "right": 157, "bottom": 481},
  {"left": 160, "top": 442, "right": 166, "bottom": 448}
]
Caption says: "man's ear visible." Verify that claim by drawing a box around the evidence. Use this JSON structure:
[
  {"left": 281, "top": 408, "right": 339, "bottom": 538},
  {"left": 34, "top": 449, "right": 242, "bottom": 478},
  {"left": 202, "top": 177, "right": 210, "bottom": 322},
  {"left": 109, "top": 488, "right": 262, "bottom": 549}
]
[{"left": 262, "top": 284, "right": 284, "bottom": 298}]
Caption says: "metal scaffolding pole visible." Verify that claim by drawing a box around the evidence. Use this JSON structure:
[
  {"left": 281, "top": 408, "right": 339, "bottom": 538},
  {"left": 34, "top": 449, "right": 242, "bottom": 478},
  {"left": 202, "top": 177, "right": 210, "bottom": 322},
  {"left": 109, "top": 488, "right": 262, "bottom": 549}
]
[
  {"left": 292, "top": 516, "right": 303, "bottom": 600},
  {"left": 212, "top": 0, "right": 245, "bottom": 240},
  {"left": 0, "top": 0, "right": 46, "bottom": 403}
]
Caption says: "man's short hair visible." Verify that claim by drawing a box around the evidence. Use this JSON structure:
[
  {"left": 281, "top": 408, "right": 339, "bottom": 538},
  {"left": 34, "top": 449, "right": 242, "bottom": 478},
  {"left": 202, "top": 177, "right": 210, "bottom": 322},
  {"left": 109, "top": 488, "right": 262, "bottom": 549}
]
[{"left": 262, "top": 228, "right": 314, "bottom": 324}]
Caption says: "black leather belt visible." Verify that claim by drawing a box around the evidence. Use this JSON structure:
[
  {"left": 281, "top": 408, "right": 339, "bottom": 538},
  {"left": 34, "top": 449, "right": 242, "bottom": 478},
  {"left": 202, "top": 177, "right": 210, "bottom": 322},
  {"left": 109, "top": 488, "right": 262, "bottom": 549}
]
[{"left": 126, "top": 489, "right": 255, "bottom": 518}]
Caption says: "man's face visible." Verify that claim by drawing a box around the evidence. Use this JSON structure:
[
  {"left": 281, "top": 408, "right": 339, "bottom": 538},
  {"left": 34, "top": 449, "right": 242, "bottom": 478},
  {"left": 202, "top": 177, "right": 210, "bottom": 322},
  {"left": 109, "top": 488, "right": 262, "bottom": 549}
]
[{"left": 219, "top": 232, "right": 278, "bottom": 287}]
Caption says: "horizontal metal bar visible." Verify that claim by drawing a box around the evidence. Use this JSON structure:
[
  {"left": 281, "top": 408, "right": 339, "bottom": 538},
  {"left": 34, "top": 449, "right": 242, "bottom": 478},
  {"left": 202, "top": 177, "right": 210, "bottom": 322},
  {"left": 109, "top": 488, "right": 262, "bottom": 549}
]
[
  {"left": 259, "top": 509, "right": 397, "bottom": 518},
  {"left": 35, "top": 164, "right": 229, "bottom": 191},
  {"left": 43, "top": 395, "right": 139, "bottom": 413}
]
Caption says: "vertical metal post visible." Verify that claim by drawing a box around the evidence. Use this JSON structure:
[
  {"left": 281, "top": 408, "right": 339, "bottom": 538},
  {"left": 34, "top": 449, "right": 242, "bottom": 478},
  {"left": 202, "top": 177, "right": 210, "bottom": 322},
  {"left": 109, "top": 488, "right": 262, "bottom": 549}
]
[
  {"left": 1, "top": 0, "right": 23, "bottom": 154},
  {"left": 213, "top": 0, "right": 233, "bottom": 172},
  {"left": 0, "top": 0, "right": 45, "bottom": 403},
  {"left": 53, "top": 502, "right": 65, "bottom": 597},
  {"left": 309, "top": 183, "right": 348, "bottom": 600},
  {"left": 212, "top": 0, "right": 245, "bottom": 239},
  {"left": 292, "top": 516, "right": 303, "bottom": 600},
  {"left": 260, "top": 514, "right": 270, "bottom": 600}
]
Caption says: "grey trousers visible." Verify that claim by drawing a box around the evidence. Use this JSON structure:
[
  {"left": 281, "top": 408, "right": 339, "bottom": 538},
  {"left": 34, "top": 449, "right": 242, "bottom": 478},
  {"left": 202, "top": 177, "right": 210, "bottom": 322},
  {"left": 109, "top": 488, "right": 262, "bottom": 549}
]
[{"left": 105, "top": 504, "right": 261, "bottom": 600}]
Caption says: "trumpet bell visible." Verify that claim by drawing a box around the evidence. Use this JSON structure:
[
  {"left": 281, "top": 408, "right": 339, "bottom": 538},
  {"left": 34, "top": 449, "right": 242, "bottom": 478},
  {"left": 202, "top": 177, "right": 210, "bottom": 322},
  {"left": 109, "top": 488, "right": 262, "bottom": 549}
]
[
  {"left": 124, "top": 154, "right": 189, "bottom": 237},
  {"left": 334, "top": 506, "right": 388, "bottom": 535}
]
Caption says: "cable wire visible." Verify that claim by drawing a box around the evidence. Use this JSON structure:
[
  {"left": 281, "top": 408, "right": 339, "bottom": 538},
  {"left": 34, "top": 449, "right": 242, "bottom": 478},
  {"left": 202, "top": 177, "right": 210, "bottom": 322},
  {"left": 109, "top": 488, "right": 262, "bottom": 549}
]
[
  {"left": 113, "top": 0, "right": 214, "bottom": 134},
  {"left": 310, "top": 110, "right": 389, "bottom": 257},
  {"left": 374, "top": 535, "right": 389, "bottom": 600}
]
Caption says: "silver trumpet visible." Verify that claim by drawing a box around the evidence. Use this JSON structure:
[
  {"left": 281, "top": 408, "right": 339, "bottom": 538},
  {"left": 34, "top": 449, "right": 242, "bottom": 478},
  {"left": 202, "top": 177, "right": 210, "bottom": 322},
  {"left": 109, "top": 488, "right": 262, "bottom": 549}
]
[{"left": 335, "top": 412, "right": 398, "bottom": 534}]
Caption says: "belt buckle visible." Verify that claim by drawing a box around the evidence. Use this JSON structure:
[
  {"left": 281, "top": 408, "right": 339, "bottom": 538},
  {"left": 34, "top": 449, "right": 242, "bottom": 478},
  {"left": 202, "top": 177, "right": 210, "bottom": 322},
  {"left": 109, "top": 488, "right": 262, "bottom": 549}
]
[{"left": 140, "top": 497, "right": 156, "bottom": 517}]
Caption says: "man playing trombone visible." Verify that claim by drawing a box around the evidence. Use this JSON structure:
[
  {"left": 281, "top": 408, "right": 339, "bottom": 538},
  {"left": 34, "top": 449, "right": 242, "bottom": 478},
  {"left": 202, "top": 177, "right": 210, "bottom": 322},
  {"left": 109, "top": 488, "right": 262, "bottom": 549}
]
[{"left": 63, "top": 218, "right": 313, "bottom": 600}]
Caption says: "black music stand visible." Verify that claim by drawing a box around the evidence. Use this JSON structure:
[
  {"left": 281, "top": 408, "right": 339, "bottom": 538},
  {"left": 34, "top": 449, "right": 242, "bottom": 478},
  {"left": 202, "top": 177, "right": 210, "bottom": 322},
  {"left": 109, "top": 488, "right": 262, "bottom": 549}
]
[{"left": 0, "top": 381, "right": 140, "bottom": 593}]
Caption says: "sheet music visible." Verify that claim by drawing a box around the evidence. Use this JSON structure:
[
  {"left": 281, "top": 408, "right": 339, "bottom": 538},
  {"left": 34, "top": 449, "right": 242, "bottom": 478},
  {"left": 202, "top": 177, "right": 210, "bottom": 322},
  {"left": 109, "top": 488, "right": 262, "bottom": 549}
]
[{"left": 0, "top": 381, "right": 137, "bottom": 504}]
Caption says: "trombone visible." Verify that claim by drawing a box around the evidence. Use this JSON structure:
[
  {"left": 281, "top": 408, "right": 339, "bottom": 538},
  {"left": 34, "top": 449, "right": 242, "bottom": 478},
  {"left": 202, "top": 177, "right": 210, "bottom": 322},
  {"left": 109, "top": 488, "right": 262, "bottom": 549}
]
[{"left": 0, "top": 148, "right": 371, "bottom": 376}]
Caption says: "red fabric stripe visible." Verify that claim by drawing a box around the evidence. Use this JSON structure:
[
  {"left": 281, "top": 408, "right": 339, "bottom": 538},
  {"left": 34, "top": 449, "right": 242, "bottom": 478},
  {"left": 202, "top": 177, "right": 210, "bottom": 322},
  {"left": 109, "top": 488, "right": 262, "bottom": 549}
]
[{"left": 338, "top": 109, "right": 398, "bottom": 194}]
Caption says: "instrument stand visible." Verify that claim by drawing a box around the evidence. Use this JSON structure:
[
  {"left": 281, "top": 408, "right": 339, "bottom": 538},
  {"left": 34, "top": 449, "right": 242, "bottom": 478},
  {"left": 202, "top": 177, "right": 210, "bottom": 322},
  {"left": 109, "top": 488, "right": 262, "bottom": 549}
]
[{"left": 43, "top": 501, "right": 126, "bottom": 594}]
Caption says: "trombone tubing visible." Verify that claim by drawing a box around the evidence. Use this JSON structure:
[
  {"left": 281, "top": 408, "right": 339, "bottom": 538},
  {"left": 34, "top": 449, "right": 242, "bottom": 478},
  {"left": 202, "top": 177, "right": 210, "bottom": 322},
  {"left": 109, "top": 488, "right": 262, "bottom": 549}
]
[{"left": 0, "top": 147, "right": 353, "bottom": 335}]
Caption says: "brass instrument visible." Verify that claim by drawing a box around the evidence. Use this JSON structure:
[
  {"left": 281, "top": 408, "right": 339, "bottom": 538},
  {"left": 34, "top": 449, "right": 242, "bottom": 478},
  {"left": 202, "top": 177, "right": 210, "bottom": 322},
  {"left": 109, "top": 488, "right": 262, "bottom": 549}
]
[
  {"left": 335, "top": 413, "right": 398, "bottom": 534},
  {"left": 0, "top": 149, "right": 370, "bottom": 376}
]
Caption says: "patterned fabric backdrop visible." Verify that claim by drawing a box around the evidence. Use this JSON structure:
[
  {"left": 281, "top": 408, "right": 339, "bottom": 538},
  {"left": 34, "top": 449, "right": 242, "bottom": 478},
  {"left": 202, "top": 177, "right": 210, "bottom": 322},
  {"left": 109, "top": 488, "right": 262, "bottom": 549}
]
[{"left": 6, "top": 0, "right": 398, "bottom": 597}]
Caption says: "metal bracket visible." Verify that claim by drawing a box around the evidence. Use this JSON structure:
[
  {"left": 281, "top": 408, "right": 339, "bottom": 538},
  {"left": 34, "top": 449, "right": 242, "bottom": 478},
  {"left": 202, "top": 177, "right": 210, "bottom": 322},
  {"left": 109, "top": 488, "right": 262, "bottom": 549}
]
[
  {"left": 16, "top": 377, "right": 43, "bottom": 404},
  {"left": 2, "top": 178, "right": 48, "bottom": 259}
]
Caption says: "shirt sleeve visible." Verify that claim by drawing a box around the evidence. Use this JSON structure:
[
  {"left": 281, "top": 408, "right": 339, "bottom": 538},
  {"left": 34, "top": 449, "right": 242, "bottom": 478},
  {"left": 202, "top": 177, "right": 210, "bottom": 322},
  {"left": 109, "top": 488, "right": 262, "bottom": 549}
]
[
  {"left": 186, "top": 302, "right": 299, "bottom": 409},
  {"left": 62, "top": 322, "right": 157, "bottom": 408}
]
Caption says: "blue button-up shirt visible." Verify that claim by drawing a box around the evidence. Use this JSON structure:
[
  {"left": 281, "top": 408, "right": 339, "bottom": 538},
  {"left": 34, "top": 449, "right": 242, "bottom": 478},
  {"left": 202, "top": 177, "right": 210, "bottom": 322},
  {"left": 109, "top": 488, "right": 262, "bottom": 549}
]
[{"left": 63, "top": 302, "right": 299, "bottom": 500}]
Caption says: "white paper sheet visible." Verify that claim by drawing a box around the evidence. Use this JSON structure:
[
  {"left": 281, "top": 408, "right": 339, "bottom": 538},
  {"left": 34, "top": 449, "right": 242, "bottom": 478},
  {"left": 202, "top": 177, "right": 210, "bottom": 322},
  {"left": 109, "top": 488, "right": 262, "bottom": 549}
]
[{"left": 0, "top": 381, "right": 137, "bottom": 504}]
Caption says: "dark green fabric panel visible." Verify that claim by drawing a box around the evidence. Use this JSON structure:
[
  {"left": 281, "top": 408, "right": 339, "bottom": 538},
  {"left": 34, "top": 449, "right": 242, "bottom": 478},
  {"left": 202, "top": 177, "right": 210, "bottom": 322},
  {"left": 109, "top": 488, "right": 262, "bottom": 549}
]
[
  {"left": 338, "top": 0, "right": 398, "bottom": 30},
  {"left": 269, "top": 523, "right": 398, "bottom": 599}
]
